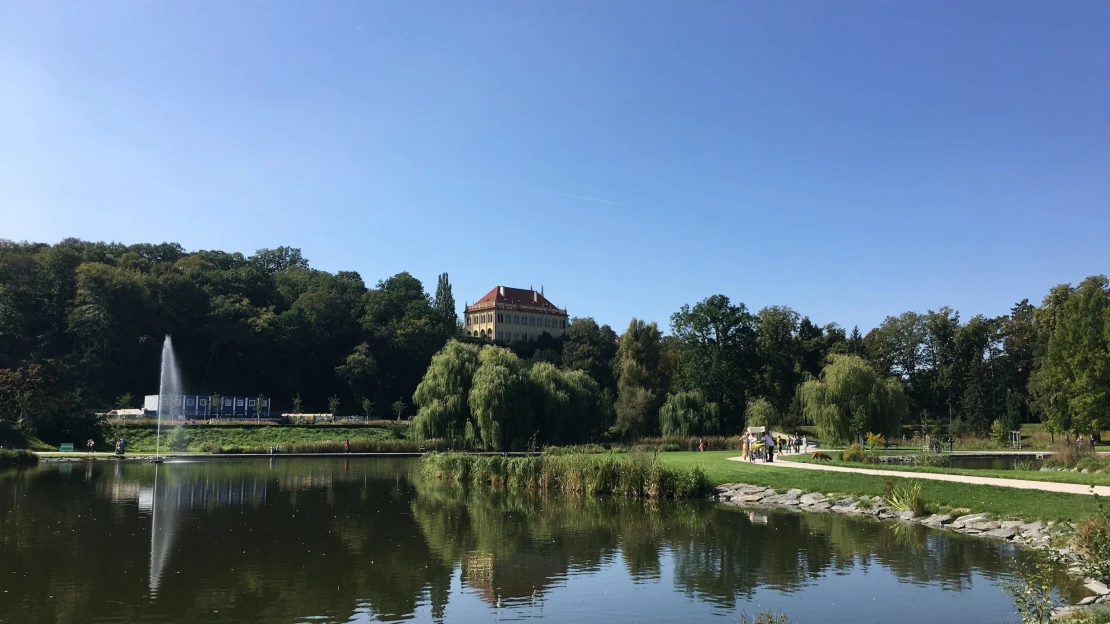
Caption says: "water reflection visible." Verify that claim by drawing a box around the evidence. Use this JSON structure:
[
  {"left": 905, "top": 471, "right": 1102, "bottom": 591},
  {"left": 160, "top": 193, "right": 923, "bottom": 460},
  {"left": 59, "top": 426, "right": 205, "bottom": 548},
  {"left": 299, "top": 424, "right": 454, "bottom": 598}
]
[{"left": 0, "top": 459, "right": 1086, "bottom": 624}]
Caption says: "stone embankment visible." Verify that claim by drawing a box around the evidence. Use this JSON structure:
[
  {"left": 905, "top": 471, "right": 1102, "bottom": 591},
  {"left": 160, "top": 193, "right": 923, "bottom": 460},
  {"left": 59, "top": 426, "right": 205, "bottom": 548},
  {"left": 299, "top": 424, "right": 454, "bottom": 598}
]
[{"left": 715, "top": 482, "right": 1110, "bottom": 616}]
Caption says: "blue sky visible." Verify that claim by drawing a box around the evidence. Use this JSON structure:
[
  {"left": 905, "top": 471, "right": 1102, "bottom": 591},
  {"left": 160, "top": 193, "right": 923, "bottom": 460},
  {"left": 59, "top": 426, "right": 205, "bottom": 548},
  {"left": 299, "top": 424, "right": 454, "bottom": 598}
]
[{"left": 2, "top": 1, "right": 1108, "bottom": 333}]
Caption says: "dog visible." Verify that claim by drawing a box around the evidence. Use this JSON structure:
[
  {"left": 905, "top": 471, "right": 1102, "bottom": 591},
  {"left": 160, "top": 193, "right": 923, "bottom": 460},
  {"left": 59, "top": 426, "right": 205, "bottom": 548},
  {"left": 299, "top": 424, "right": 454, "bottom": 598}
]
[{"left": 811, "top": 452, "right": 833, "bottom": 462}]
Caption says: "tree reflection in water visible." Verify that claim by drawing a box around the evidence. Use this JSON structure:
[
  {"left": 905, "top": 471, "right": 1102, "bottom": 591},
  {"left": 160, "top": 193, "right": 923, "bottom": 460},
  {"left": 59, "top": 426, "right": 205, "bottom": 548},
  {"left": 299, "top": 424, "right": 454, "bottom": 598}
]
[{"left": 0, "top": 459, "right": 1086, "bottom": 624}]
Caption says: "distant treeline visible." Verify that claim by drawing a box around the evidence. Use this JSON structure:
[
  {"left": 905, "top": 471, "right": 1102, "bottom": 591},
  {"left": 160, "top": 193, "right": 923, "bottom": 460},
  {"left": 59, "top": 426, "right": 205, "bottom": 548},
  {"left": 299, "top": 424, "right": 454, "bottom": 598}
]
[{"left": 1, "top": 239, "right": 1107, "bottom": 447}]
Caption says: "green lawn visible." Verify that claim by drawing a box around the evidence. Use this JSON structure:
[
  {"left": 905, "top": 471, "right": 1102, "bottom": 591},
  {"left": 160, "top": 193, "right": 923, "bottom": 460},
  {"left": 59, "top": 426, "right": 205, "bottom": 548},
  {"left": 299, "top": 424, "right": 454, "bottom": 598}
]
[
  {"left": 657, "top": 451, "right": 1100, "bottom": 523},
  {"left": 777, "top": 452, "right": 1110, "bottom": 486}
]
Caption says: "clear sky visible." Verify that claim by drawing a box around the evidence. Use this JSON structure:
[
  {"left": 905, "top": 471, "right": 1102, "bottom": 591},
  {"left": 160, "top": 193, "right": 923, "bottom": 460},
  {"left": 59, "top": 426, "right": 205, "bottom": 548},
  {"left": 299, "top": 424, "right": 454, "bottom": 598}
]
[{"left": 2, "top": 1, "right": 1108, "bottom": 333}]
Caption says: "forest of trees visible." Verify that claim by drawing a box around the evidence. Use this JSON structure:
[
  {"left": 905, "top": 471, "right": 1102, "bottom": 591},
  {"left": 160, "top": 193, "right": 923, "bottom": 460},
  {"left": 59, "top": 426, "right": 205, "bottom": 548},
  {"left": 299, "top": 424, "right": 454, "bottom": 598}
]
[{"left": 1, "top": 239, "right": 1108, "bottom": 448}]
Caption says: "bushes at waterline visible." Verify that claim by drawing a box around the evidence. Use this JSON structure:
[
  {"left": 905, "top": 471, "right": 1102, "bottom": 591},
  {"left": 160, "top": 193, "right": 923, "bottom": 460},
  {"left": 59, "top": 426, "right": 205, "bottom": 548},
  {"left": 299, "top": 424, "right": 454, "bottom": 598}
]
[
  {"left": 421, "top": 452, "right": 712, "bottom": 499},
  {"left": 0, "top": 449, "right": 39, "bottom": 466}
]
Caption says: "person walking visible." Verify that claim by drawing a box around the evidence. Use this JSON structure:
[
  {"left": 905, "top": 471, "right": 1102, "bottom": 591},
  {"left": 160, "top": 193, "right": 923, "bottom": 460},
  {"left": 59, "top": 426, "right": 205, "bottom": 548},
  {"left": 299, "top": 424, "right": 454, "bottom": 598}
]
[
  {"left": 763, "top": 432, "right": 776, "bottom": 463},
  {"left": 697, "top": 438, "right": 704, "bottom": 452},
  {"left": 343, "top": 439, "right": 350, "bottom": 454}
]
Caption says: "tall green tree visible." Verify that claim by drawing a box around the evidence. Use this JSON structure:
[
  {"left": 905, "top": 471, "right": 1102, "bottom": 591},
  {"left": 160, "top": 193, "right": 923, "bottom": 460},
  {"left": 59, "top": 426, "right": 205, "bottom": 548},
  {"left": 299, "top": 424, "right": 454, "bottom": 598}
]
[
  {"left": 562, "top": 317, "right": 619, "bottom": 391},
  {"left": 744, "top": 397, "right": 780, "bottom": 429},
  {"left": 411, "top": 340, "right": 482, "bottom": 441},
  {"left": 658, "top": 390, "right": 720, "bottom": 437},
  {"left": 670, "top": 295, "right": 757, "bottom": 429},
  {"left": 615, "top": 319, "right": 666, "bottom": 438},
  {"left": 432, "top": 272, "right": 458, "bottom": 334},
  {"left": 797, "top": 354, "right": 907, "bottom": 444},
  {"left": 1037, "top": 276, "right": 1110, "bottom": 434}
]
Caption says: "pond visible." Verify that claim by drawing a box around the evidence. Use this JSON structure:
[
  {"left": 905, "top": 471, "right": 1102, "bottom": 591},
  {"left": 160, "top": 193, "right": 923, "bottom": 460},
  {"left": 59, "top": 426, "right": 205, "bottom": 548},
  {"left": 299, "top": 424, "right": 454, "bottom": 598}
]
[
  {"left": 0, "top": 458, "right": 1084, "bottom": 623},
  {"left": 948, "top": 456, "right": 1044, "bottom": 471}
]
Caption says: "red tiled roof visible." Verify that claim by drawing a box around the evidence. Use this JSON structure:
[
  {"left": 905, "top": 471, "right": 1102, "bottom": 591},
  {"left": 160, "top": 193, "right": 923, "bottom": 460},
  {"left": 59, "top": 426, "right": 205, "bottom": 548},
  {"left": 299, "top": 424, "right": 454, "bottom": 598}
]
[{"left": 467, "top": 286, "right": 566, "bottom": 313}]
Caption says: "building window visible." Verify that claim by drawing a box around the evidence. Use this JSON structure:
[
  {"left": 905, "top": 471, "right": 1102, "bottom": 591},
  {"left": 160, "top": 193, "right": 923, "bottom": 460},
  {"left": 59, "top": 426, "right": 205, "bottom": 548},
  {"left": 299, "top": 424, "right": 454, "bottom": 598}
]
[
  {"left": 514, "top": 314, "right": 519, "bottom": 325},
  {"left": 529, "top": 316, "right": 535, "bottom": 326}
]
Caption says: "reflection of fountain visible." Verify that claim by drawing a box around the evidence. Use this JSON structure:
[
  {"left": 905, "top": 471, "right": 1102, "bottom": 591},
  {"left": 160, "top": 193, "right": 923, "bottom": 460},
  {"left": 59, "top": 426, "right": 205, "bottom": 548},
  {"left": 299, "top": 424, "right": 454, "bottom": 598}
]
[
  {"left": 148, "top": 463, "right": 176, "bottom": 595},
  {"left": 153, "top": 336, "right": 182, "bottom": 463}
]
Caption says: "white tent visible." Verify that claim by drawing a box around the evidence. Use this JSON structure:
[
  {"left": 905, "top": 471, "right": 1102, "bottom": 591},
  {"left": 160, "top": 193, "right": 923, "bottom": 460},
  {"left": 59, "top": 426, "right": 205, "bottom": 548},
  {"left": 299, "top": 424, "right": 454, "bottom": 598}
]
[{"left": 746, "top": 426, "right": 766, "bottom": 434}]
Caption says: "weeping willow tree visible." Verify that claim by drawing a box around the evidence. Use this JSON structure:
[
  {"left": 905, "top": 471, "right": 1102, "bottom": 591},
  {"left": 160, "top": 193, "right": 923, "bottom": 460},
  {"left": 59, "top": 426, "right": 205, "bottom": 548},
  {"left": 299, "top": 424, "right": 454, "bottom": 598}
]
[
  {"left": 468, "top": 345, "right": 535, "bottom": 450},
  {"left": 797, "top": 354, "right": 906, "bottom": 444},
  {"left": 411, "top": 340, "right": 482, "bottom": 443},
  {"left": 744, "top": 397, "right": 779, "bottom": 429},
  {"left": 529, "top": 362, "right": 603, "bottom": 445},
  {"left": 658, "top": 390, "right": 721, "bottom": 437}
]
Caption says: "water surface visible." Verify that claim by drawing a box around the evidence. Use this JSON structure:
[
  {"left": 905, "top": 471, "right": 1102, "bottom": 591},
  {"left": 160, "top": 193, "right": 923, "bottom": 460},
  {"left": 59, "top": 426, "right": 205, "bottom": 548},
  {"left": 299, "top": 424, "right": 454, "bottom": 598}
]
[{"left": 0, "top": 458, "right": 1081, "bottom": 623}]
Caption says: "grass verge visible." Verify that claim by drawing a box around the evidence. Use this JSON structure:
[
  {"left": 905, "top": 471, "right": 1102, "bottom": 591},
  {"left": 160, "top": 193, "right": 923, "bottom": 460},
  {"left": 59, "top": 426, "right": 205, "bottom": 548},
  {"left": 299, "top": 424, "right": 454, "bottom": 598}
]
[
  {"left": 657, "top": 451, "right": 1100, "bottom": 523},
  {"left": 778, "top": 452, "right": 1110, "bottom": 487}
]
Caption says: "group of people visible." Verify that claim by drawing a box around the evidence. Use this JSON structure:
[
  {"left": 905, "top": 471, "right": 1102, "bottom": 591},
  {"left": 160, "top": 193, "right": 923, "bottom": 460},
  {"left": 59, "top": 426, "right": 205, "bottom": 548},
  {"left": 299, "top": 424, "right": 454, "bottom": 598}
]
[
  {"left": 738, "top": 432, "right": 809, "bottom": 463},
  {"left": 113, "top": 439, "right": 128, "bottom": 455},
  {"left": 1063, "top": 432, "right": 1097, "bottom": 448}
]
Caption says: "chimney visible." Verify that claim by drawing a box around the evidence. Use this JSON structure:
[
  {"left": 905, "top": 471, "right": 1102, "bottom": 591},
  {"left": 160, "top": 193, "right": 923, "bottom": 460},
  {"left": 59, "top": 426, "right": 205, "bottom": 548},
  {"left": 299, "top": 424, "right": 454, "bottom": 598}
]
[
  {"left": 533, "top": 290, "right": 538, "bottom": 303},
  {"left": 499, "top": 286, "right": 505, "bottom": 297}
]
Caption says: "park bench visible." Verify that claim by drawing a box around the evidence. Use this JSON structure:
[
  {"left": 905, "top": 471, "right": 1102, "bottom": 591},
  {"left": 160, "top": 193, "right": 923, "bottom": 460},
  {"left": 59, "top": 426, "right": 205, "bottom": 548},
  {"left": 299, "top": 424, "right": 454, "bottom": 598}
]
[{"left": 59, "top": 443, "right": 74, "bottom": 452}]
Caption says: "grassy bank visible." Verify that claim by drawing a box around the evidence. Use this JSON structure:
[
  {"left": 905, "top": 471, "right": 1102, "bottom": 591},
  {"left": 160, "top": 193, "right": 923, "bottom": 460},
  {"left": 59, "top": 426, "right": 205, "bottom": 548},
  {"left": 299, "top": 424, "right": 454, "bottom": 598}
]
[
  {"left": 779, "top": 452, "right": 1110, "bottom": 487},
  {"left": 98, "top": 422, "right": 415, "bottom": 453},
  {"left": 0, "top": 449, "right": 39, "bottom": 467},
  {"left": 657, "top": 451, "right": 1099, "bottom": 523},
  {"left": 422, "top": 452, "right": 712, "bottom": 499}
]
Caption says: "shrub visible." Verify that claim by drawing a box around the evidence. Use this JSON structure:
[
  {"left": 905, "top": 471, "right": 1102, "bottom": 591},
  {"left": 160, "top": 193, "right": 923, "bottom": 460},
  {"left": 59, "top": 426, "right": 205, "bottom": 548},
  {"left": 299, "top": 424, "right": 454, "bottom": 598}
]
[
  {"left": 884, "top": 481, "right": 926, "bottom": 517},
  {"left": 1078, "top": 496, "right": 1110, "bottom": 585},
  {"left": 1015, "top": 459, "right": 1040, "bottom": 472},
  {"left": 915, "top": 448, "right": 949, "bottom": 467},
  {"left": 169, "top": 427, "right": 188, "bottom": 451},
  {"left": 1048, "top": 439, "right": 1094, "bottom": 469},
  {"left": 842, "top": 443, "right": 865, "bottom": 463},
  {"left": 1077, "top": 456, "right": 1108, "bottom": 473},
  {"left": 990, "top": 419, "right": 1007, "bottom": 447},
  {"left": 865, "top": 432, "right": 885, "bottom": 452},
  {"left": 1003, "top": 548, "right": 1062, "bottom": 624},
  {"left": 0, "top": 449, "right": 39, "bottom": 466}
]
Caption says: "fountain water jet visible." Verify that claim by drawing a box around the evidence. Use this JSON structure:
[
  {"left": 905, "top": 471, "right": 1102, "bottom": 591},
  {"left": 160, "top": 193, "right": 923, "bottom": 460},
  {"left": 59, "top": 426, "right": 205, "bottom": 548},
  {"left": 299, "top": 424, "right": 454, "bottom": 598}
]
[{"left": 153, "top": 336, "right": 183, "bottom": 463}]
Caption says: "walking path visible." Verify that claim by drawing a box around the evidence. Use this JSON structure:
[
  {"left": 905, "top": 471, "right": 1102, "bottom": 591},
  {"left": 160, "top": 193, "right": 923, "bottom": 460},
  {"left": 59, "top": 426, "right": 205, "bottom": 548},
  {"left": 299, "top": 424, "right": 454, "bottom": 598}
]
[{"left": 726, "top": 455, "right": 1110, "bottom": 496}]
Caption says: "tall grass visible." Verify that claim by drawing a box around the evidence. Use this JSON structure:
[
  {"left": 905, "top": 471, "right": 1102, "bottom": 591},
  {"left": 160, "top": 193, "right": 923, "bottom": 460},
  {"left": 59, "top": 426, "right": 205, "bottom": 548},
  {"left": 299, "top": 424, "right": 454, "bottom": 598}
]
[
  {"left": 0, "top": 449, "right": 39, "bottom": 467},
  {"left": 422, "top": 452, "right": 712, "bottom": 499}
]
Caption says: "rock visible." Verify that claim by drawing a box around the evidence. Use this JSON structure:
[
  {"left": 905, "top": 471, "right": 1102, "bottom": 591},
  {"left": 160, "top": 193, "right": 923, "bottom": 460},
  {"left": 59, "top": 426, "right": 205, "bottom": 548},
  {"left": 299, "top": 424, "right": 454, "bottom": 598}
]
[
  {"left": 799, "top": 493, "right": 827, "bottom": 505},
  {"left": 1020, "top": 521, "right": 1043, "bottom": 532},
  {"left": 737, "top": 493, "right": 768, "bottom": 503},
  {"left": 833, "top": 498, "right": 854, "bottom": 507},
  {"left": 1085, "top": 580, "right": 1110, "bottom": 596},
  {"left": 984, "top": 527, "right": 1017, "bottom": 540},
  {"left": 953, "top": 513, "right": 988, "bottom": 527},
  {"left": 1001, "top": 521, "right": 1024, "bottom": 529},
  {"left": 922, "top": 514, "right": 952, "bottom": 526},
  {"left": 783, "top": 489, "right": 802, "bottom": 501},
  {"left": 878, "top": 511, "right": 897, "bottom": 520},
  {"left": 1080, "top": 596, "right": 1099, "bottom": 606},
  {"left": 899, "top": 510, "right": 916, "bottom": 521},
  {"left": 810, "top": 502, "right": 831, "bottom": 511},
  {"left": 971, "top": 521, "right": 1002, "bottom": 531}
]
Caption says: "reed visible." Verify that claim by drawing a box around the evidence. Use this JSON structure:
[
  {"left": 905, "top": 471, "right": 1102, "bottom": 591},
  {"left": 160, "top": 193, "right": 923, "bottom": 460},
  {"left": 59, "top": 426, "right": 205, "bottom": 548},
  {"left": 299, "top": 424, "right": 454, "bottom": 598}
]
[{"left": 421, "top": 452, "right": 711, "bottom": 499}]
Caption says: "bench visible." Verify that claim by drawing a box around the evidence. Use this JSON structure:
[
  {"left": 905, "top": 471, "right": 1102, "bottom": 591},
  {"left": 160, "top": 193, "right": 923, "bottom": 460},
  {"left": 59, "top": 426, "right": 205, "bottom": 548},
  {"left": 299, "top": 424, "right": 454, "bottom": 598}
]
[{"left": 59, "top": 443, "right": 74, "bottom": 452}]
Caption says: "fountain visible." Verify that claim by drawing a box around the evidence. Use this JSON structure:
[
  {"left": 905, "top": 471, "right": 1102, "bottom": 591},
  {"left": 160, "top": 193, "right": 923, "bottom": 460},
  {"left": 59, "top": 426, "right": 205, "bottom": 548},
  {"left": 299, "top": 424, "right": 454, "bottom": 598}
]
[{"left": 152, "top": 335, "right": 183, "bottom": 464}]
